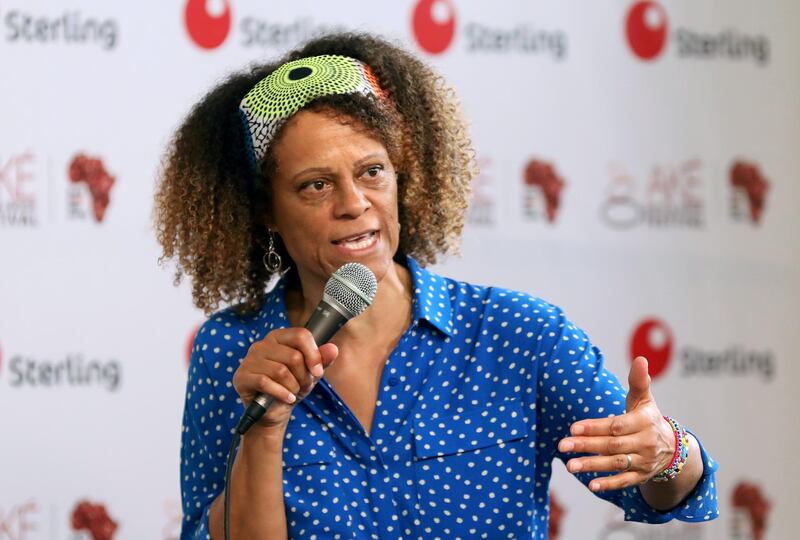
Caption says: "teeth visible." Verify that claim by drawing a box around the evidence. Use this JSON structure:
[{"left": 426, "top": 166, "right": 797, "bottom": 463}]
[{"left": 339, "top": 231, "right": 376, "bottom": 250}]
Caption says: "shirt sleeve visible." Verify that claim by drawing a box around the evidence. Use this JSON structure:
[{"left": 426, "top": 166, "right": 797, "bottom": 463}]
[
  {"left": 180, "top": 313, "right": 252, "bottom": 539},
  {"left": 533, "top": 304, "right": 719, "bottom": 524}
]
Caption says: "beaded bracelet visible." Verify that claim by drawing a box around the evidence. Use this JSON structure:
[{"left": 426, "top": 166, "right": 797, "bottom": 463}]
[{"left": 652, "top": 416, "right": 690, "bottom": 482}]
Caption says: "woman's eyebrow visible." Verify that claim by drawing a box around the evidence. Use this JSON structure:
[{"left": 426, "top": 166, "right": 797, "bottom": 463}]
[
  {"left": 290, "top": 166, "right": 332, "bottom": 181},
  {"left": 353, "top": 152, "right": 388, "bottom": 167}
]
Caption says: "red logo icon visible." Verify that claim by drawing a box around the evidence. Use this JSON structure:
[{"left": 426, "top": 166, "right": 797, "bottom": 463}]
[
  {"left": 523, "top": 159, "right": 566, "bottom": 223},
  {"left": 185, "top": 0, "right": 232, "bottom": 50},
  {"left": 68, "top": 153, "right": 116, "bottom": 222},
  {"left": 548, "top": 491, "right": 566, "bottom": 539},
  {"left": 625, "top": 1, "right": 668, "bottom": 60},
  {"left": 71, "top": 500, "right": 118, "bottom": 540},
  {"left": 185, "top": 325, "right": 201, "bottom": 369},
  {"left": 730, "top": 160, "right": 769, "bottom": 224},
  {"left": 411, "top": 0, "right": 456, "bottom": 55},
  {"left": 630, "top": 318, "right": 673, "bottom": 380},
  {"left": 732, "top": 481, "right": 771, "bottom": 540}
]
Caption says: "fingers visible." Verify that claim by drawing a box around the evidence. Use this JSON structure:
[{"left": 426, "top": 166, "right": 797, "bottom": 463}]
[
  {"left": 234, "top": 328, "right": 335, "bottom": 409},
  {"left": 234, "top": 370, "right": 297, "bottom": 405},
  {"left": 559, "top": 433, "right": 640, "bottom": 456},
  {"left": 319, "top": 343, "right": 339, "bottom": 369},
  {"left": 589, "top": 471, "right": 642, "bottom": 492},
  {"left": 626, "top": 356, "right": 654, "bottom": 411},
  {"left": 273, "top": 328, "right": 325, "bottom": 378},
  {"left": 568, "top": 410, "right": 646, "bottom": 438},
  {"left": 566, "top": 453, "right": 635, "bottom": 474}
]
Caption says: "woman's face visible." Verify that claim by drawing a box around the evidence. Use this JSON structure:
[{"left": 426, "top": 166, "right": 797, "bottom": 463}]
[{"left": 268, "top": 109, "right": 401, "bottom": 291}]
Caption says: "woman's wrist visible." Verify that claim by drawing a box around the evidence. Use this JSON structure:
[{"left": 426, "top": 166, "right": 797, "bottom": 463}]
[
  {"left": 243, "top": 422, "right": 288, "bottom": 452},
  {"left": 652, "top": 416, "right": 690, "bottom": 483}
]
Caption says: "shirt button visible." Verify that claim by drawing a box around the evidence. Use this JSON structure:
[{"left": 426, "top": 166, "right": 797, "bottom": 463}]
[{"left": 388, "top": 377, "right": 399, "bottom": 387}]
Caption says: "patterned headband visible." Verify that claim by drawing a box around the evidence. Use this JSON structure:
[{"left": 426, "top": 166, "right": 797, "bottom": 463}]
[{"left": 239, "top": 54, "right": 388, "bottom": 165}]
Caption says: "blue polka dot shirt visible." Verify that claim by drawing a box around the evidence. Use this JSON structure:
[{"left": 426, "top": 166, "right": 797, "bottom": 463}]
[{"left": 181, "top": 256, "right": 719, "bottom": 539}]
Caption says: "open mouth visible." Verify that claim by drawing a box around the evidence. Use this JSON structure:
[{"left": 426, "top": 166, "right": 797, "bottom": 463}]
[{"left": 332, "top": 230, "right": 378, "bottom": 251}]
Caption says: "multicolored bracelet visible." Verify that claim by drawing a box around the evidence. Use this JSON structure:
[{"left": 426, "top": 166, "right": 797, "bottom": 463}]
[{"left": 652, "top": 416, "right": 690, "bottom": 483}]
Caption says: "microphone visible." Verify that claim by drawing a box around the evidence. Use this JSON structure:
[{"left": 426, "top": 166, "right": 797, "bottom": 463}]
[{"left": 235, "top": 262, "right": 378, "bottom": 435}]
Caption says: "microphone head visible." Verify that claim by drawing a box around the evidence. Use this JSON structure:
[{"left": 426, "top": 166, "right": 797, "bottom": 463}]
[{"left": 324, "top": 263, "right": 378, "bottom": 317}]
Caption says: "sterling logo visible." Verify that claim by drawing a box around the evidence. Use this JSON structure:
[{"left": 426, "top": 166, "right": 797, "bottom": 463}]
[
  {"left": 0, "top": 341, "right": 122, "bottom": 392},
  {"left": 3, "top": 9, "right": 118, "bottom": 50},
  {"left": 412, "top": 0, "right": 456, "bottom": 54},
  {"left": 630, "top": 318, "right": 775, "bottom": 382},
  {"left": 630, "top": 318, "right": 673, "bottom": 380},
  {"left": 183, "top": 0, "right": 341, "bottom": 51},
  {"left": 184, "top": 0, "right": 231, "bottom": 50},
  {"left": 410, "top": 0, "right": 566, "bottom": 59},
  {"left": 185, "top": 324, "right": 201, "bottom": 369},
  {"left": 625, "top": 1, "right": 668, "bottom": 60},
  {"left": 623, "top": 1, "right": 769, "bottom": 65}
]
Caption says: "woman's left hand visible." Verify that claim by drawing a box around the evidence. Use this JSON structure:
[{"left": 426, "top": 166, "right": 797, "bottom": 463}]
[{"left": 557, "top": 356, "right": 677, "bottom": 492}]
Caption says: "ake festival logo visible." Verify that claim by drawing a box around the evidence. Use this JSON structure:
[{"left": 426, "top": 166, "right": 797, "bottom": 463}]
[
  {"left": 67, "top": 153, "right": 116, "bottom": 223},
  {"left": 729, "top": 160, "right": 770, "bottom": 225},
  {"left": 71, "top": 499, "right": 118, "bottom": 540},
  {"left": 522, "top": 158, "right": 566, "bottom": 224}
]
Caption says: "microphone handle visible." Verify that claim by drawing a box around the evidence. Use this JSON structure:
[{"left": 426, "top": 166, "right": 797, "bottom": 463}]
[{"left": 235, "top": 299, "right": 351, "bottom": 434}]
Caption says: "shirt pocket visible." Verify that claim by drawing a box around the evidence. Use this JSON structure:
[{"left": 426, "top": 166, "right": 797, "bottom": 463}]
[
  {"left": 281, "top": 426, "right": 338, "bottom": 469},
  {"left": 412, "top": 397, "right": 529, "bottom": 461}
]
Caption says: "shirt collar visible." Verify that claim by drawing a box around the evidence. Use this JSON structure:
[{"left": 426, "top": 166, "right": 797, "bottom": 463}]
[
  {"left": 406, "top": 256, "right": 454, "bottom": 337},
  {"left": 261, "top": 256, "right": 455, "bottom": 337}
]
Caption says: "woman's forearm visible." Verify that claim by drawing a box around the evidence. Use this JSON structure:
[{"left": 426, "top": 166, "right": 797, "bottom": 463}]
[
  {"left": 208, "top": 425, "right": 288, "bottom": 539},
  {"left": 639, "top": 433, "right": 703, "bottom": 511}
]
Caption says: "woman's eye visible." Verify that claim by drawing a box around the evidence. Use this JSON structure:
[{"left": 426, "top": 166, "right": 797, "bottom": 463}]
[
  {"left": 301, "top": 180, "right": 328, "bottom": 193},
  {"left": 365, "top": 166, "right": 383, "bottom": 178}
]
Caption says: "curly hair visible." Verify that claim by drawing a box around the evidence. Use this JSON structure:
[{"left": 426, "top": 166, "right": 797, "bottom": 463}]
[{"left": 154, "top": 32, "right": 476, "bottom": 315}]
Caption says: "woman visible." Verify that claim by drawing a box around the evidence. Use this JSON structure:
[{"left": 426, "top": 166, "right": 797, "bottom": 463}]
[{"left": 155, "top": 33, "right": 718, "bottom": 539}]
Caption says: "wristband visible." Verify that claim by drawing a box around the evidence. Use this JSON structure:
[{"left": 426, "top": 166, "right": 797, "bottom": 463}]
[{"left": 652, "top": 416, "right": 689, "bottom": 482}]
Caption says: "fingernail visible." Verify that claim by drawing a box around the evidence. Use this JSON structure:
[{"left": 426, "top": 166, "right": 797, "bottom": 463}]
[
  {"left": 286, "top": 394, "right": 297, "bottom": 403},
  {"left": 560, "top": 441, "right": 574, "bottom": 452},
  {"left": 572, "top": 425, "right": 584, "bottom": 435},
  {"left": 590, "top": 481, "right": 600, "bottom": 492},
  {"left": 312, "top": 364, "right": 324, "bottom": 377},
  {"left": 569, "top": 461, "right": 582, "bottom": 472}
]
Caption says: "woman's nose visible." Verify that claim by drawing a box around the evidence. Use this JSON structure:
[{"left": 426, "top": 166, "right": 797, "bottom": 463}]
[{"left": 334, "top": 180, "right": 371, "bottom": 218}]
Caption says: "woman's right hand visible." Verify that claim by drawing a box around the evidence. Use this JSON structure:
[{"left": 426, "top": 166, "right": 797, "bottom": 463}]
[{"left": 232, "top": 328, "right": 339, "bottom": 431}]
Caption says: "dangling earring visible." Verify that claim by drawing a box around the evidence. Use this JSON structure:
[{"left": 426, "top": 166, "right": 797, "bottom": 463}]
[{"left": 263, "top": 230, "right": 283, "bottom": 273}]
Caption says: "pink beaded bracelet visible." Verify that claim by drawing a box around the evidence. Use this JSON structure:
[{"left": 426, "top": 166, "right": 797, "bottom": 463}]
[{"left": 652, "top": 416, "right": 689, "bottom": 482}]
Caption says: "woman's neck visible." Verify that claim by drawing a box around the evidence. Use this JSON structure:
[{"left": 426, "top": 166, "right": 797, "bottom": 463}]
[{"left": 286, "top": 260, "right": 413, "bottom": 342}]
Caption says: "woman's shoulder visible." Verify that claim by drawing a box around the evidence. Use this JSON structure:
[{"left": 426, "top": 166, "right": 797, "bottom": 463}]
[
  {"left": 188, "top": 288, "right": 284, "bottom": 375},
  {"left": 435, "top": 270, "right": 568, "bottom": 323}
]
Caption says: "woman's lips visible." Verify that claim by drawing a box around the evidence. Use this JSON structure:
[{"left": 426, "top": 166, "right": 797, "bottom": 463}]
[{"left": 332, "top": 230, "right": 379, "bottom": 253}]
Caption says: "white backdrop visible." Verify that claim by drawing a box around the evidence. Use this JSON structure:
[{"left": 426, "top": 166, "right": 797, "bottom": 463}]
[{"left": 1, "top": 1, "right": 798, "bottom": 539}]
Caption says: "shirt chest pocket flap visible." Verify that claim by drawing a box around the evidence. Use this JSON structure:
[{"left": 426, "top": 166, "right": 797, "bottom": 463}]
[
  {"left": 281, "top": 427, "right": 338, "bottom": 469},
  {"left": 413, "top": 397, "right": 529, "bottom": 461}
]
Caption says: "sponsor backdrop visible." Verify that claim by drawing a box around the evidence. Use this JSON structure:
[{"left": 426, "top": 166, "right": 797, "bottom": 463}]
[{"left": 1, "top": 0, "right": 797, "bottom": 538}]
